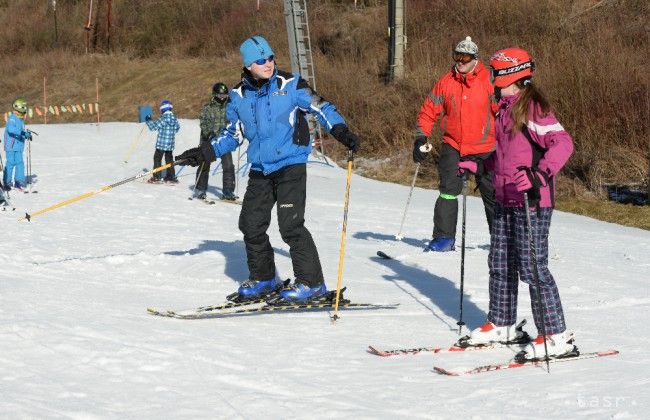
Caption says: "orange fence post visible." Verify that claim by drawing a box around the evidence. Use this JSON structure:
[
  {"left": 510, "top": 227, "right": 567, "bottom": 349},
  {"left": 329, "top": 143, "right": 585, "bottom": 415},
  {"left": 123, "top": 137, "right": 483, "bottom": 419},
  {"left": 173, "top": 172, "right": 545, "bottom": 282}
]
[
  {"left": 95, "top": 77, "right": 100, "bottom": 124},
  {"left": 43, "top": 76, "right": 47, "bottom": 124}
]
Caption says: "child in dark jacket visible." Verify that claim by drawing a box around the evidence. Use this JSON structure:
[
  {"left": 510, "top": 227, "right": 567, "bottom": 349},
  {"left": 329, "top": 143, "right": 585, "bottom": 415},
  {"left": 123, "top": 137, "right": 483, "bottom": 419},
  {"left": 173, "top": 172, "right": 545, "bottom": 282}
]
[{"left": 146, "top": 100, "right": 181, "bottom": 184}]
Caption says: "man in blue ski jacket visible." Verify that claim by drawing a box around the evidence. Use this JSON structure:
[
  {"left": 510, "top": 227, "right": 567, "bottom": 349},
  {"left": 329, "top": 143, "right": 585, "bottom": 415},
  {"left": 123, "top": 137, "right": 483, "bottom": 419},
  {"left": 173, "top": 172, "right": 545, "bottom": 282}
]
[
  {"left": 3, "top": 99, "right": 32, "bottom": 191},
  {"left": 177, "top": 35, "right": 360, "bottom": 303}
]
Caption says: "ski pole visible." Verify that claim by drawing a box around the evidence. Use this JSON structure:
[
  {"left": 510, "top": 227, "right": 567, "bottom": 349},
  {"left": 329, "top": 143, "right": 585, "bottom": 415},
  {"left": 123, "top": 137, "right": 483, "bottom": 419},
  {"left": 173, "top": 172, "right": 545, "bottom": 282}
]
[
  {"left": 331, "top": 149, "right": 354, "bottom": 322},
  {"left": 457, "top": 173, "right": 468, "bottom": 335},
  {"left": 235, "top": 144, "right": 241, "bottom": 197},
  {"left": 523, "top": 186, "right": 551, "bottom": 373},
  {"left": 27, "top": 140, "right": 32, "bottom": 192},
  {"left": 123, "top": 124, "right": 146, "bottom": 164},
  {"left": 20, "top": 160, "right": 188, "bottom": 222},
  {"left": 0, "top": 153, "right": 10, "bottom": 200},
  {"left": 395, "top": 163, "right": 420, "bottom": 240},
  {"left": 189, "top": 161, "right": 204, "bottom": 199}
]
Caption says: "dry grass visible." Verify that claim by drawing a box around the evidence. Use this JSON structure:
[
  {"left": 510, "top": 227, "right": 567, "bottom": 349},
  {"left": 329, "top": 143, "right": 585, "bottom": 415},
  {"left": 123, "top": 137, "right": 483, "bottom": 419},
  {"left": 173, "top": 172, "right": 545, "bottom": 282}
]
[{"left": 0, "top": 0, "right": 647, "bottom": 228}]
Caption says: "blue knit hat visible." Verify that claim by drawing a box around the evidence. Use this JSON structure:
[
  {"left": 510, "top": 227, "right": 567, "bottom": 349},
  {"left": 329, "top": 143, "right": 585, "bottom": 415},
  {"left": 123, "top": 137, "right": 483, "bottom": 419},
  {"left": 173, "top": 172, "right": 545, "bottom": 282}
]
[
  {"left": 160, "top": 100, "right": 173, "bottom": 113},
  {"left": 240, "top": 35, "right": 274, "bottom": 67}
]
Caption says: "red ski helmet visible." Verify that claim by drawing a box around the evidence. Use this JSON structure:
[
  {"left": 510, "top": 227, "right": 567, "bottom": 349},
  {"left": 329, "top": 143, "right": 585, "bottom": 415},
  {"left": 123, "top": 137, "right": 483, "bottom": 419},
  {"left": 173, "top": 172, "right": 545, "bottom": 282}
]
[{"left": 489, "top": 48, "right": 535, "bottom": 88}]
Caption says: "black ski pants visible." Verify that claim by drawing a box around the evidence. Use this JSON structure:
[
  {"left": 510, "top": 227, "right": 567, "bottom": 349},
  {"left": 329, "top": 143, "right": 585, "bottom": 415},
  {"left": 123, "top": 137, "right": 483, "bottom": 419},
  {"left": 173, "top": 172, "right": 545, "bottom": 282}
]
[
  {"left": 153, "top": 149, "right": 175, "bottom": 181},
  {"left": 239, "top": 164, "right": 324, "bottom": 287},
  {"left": 195, "top": 139, "right": 235, "bottom": 193},
  {"left": 433, "top": 143, "right": 495, "bottom": 239},
  {"left": 195, "top": 152, "right": 235, "bottom": 192}
]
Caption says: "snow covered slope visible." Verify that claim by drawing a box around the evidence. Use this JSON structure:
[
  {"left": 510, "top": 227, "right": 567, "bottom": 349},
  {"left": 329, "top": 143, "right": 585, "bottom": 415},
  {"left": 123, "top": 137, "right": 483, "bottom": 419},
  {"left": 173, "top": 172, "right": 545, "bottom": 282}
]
[{"left": 1, "top": 122, "right": 648, "bottom": 418}]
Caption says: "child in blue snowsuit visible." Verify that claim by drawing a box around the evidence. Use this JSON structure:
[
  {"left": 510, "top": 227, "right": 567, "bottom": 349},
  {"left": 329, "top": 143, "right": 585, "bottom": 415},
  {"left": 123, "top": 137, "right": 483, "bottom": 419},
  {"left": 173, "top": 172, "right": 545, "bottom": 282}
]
[
  {"left": 3, "top": 99, "right": 32, "bottom": 191},
  {"left": 146, "top": 100, "right": 181, "bottom": 183}
]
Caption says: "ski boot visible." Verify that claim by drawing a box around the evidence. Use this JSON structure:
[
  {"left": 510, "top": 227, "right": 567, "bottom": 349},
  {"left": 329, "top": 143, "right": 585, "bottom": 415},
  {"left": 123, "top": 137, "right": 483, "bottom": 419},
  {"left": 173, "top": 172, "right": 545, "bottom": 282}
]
[
  {"left": 457, "top": 319, "right": 530, "bottom": 347},
  {"left": 517, "top": 331, "right": 578, "bottom": 361},
  {"left": 275, "top": 282, "right": 328, "bottom": 303},
  {"left": 425, "top": 237, "right": 455, "bottom": 252},
  {"left": 222, "top": 190, "right": 239, "bottom": 201},
  {"left": 194, "top": 190, "right": 207, "bottom": 200},
  {"left": 226, "top": 278, "right": 283, "bottom": 303},
  {"left": 147, "top": 177, "right": 163, "bottom": 184}
]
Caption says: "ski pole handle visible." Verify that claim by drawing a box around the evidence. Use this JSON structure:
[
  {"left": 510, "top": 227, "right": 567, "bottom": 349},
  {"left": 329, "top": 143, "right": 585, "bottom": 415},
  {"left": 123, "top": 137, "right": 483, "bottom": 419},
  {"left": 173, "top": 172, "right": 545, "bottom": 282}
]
[{"left": 27, "top": 129, "right": 39, "bottom": 136}]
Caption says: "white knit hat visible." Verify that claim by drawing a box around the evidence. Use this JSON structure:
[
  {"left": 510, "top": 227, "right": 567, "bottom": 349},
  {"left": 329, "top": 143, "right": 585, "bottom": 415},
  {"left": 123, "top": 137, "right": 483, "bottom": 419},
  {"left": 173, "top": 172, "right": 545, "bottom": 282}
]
[{"left": 454, "top": 36, "right": 478, "bottom": 57}]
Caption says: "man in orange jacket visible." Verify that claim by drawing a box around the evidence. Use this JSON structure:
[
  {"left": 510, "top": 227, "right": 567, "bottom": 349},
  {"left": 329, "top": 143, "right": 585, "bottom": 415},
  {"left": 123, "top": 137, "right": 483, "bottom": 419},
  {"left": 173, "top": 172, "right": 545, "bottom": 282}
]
[{"left": 413, "top": 36, "right": 497, "bottom": 252}]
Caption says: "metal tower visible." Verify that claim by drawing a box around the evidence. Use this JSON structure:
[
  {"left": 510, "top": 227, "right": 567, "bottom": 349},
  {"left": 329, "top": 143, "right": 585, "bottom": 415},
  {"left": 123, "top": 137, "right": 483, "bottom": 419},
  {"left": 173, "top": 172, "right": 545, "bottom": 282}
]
[{"left": 284, "top": 0, "right": 327, "bottom": 158}]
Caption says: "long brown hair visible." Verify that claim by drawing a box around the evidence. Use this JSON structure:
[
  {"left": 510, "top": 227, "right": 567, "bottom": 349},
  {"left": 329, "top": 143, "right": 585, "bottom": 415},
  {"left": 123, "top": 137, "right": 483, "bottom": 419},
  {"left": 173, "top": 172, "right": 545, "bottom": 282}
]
[{"left": 510, "top": 80, "right": 551, "bottom": 131}]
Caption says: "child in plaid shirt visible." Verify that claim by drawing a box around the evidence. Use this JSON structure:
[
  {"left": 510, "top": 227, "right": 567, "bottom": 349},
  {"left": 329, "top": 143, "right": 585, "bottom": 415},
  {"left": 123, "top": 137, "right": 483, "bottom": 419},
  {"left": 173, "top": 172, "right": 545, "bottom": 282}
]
[{"left": 146, "top": 100, "right": 181, "bottom": 183}]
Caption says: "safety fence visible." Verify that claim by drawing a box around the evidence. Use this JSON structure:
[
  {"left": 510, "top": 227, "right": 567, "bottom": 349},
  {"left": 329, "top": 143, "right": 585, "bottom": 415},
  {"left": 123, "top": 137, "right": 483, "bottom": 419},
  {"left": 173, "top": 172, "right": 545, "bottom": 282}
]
[
  {"left": 3, "top": 103, "right": 100, "bottom": 123},
  {"left": 2, "top": 77, "right": 101, "bottom": 125}
]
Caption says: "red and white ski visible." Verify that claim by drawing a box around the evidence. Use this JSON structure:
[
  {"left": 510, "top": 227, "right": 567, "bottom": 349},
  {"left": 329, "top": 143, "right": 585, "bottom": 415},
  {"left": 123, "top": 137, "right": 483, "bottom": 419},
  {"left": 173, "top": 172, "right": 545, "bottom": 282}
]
[
  {"left": 367, "top": 341, "right": 525, "bottom": 357},
  {"left": 433, "top": 350, "right": 619, "bottom": 376}
]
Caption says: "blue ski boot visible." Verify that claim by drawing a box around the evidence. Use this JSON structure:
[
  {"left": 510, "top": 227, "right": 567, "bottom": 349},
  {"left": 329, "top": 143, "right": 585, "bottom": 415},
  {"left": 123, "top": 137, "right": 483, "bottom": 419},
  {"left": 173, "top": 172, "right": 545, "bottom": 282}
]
[
  {"left": 425, "top": 237, "right": 456, "bottom": 252},
  {"left": 278, "top": 282, "right": 327, "bottom": 302},
  {"left": 232, "top": 278, "right": 282, "bottom": 301}
]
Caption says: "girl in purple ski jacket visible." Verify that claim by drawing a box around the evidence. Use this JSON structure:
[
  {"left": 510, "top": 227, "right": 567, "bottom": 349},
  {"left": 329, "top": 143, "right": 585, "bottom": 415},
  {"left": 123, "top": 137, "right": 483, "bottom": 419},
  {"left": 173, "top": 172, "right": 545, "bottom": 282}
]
[
  {"left": 488, "top": 90, "right": 574, "bottom": 208},
  {"left": 460, "top": 47, "right": 576, "bottom": 360}
]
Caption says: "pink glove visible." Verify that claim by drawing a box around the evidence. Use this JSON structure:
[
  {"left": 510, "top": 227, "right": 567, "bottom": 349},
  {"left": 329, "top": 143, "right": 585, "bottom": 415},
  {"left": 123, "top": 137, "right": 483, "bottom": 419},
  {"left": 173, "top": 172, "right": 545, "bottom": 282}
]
[
  {"left": 457, "top": 160, "right": 478, "bottom": 176},
  {"left": 514, "top": 168, "right": 547, "bottom": 192}
]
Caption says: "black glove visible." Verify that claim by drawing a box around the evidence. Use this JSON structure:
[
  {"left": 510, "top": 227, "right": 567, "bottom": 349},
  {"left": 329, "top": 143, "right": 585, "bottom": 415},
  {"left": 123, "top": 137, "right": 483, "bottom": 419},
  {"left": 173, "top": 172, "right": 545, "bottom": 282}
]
[
  {"left": 24, "top": 131, "right": 32, "bottom": 141},
  {"left": 412, "top": 136, "right": 428, "bottom": 163},
  {"left": 514, "top": 166, "right": 549, "bottom": 192},
  {"left": 330, "top": 124, "right": 360, "bottom": 152},
  {"left": 145, "top": 114, "right": 152, "bottom": 121},
  {"left": 176, "top": 141, "right": 216, "bottom": 167}
]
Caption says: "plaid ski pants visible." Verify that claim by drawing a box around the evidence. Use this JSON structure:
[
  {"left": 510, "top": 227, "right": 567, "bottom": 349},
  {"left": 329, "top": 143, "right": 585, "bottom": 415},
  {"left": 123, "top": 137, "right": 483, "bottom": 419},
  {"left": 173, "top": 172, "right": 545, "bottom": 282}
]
[{"left": 487, "top": 204, "right": 566, "bottom": 335}]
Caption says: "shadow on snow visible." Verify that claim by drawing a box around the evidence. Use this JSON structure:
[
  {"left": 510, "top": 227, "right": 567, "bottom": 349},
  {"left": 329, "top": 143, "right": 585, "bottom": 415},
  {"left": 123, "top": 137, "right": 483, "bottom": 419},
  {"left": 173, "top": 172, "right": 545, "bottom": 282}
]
[
  {"left": 353, "top": 231, "right": 426, "bottom": 250},
  {"left": 370, "top": 254, "right": 486, "bottom": 332},
  {"left": 165, "top": 239, "right": 291, "bottom": 283}
]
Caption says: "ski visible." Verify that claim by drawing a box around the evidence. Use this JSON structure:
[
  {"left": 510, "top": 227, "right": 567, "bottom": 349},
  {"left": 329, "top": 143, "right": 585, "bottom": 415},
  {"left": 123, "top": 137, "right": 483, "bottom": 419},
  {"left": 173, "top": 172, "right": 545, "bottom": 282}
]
[
  {"left": 149, "top": 300, "right": 399, "bottom": 319},
  {"left": 370, "top": 320, "right": 531, "bottom": 357},
  {"left": 149, "top": 279, "right": 293, "bottom": 317},
  {"left": 148, "top": 287, "right": 398, "bottom": 319},
  {"left": 368, "top": 341, "right": 528, "bottom": 357},
  {"left": 376, "top": 250, "right": 393, "bottom": 259},
  {"left": 1, "top": 196, "right": 15, "bottom": 211},
  {"left": 219, "top": 198, "right": 242, "bottom": 206},
  {"left": 376, "top": 249, "right": 425, "bottom": 260},
  {"left": 148, "top": 297, "right": 268, "bottom": 318},
  {"left": 433, "top": 350, "right": 619, "bottom": 376},
  {"left": 188, "top": 196, "right": 216, "bottom": 205}
]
